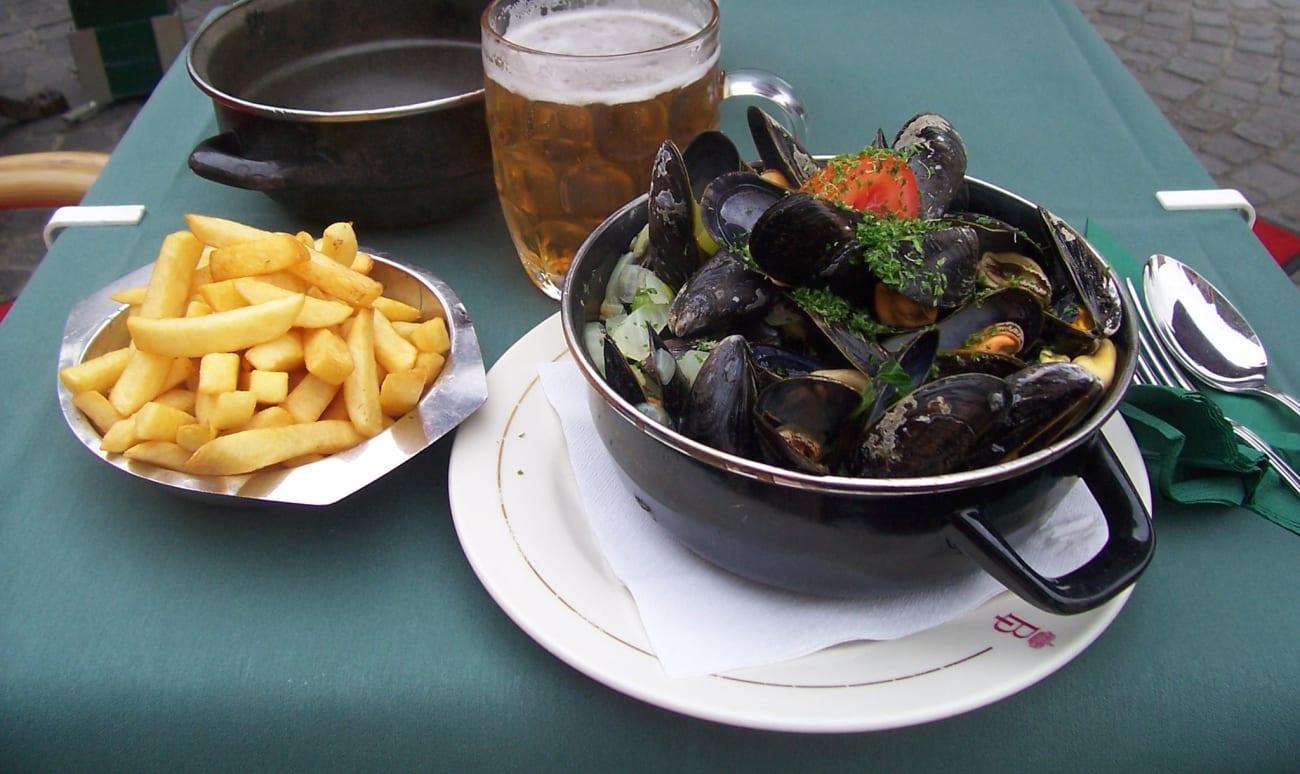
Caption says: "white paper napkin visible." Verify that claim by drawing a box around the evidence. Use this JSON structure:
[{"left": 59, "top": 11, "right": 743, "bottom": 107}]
[{"left": 539, "top": 360, "right": 1109, "bottom": 677}]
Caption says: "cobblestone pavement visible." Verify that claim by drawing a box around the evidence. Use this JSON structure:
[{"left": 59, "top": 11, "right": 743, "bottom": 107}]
[{"left": 2, "top": 0, "right": 1298, "bottom": 303}]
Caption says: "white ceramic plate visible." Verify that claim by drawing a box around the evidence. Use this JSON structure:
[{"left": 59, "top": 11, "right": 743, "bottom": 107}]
[{"left": 448, "top": 313, "right": 1150, "bottom": 733}]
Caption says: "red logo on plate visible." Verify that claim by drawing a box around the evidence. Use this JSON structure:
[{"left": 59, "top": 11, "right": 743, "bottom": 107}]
[{"left": 994, "top": 613, "right": 1056, "bottom": 648}]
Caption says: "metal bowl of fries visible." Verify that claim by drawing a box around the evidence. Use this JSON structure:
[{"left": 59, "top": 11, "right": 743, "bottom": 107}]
[{"left": 56, "top": 216, "right": 488, "bottom": 506}]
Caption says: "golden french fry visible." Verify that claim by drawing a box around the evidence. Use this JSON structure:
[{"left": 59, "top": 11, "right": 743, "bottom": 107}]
[
  {"left": 289, "top": 247, "right": 383, "bottom": 308},
  {"left": 379, "top": 369, "right": 427, "bottom": 418},
  {"left": 410, "top": 316, "right": 451, "bottom": 354},
  {"left": 185, "top": 420, "right": 364, "bottom": 476},
  {"left": 59, "top": 346, "right": 130, "bottom": 394},
  {"left": 72, "top": 391, "right": 122, "bottom": 435},
  {"left": 110, "top": 286, "right": 147, "bottom": 305},
  {"left": 196, "top": 279, "right": 249, "bottom": 312},
  {"left": 209, "top": 390, "right": 258, "bottom": 431},
  {"left": 372, "top": 308, "right": 419, "bottom": 373},
  {"left": 134, "top": 401, "right": 198, "bottom": 442},
  {"left": 233, "top": 277, "right": 353, "bottom": 328},
  {"left": 350, "top": 251, "right": 373, "bottom": 275},
  {"left": 343, "top": 308, "right": 383, "bottom": 437},
  {"left": 108, "top": 349, "right": 174, "bottom": 416},
  {"left": 124, "top": 441, "right": 193, "bottom": 472},
  {"left": 302, "top": 327, "right": 354, "bottom": 385},
  {"left": 415, "top": 351, "right": 446, "bottom": 386},
  {"left": 127, "top": 295, "right": 304, "bottom": 358},
  {"left": 152, "top": 388, "right": 197, "bottom": 414},
  {"left": 100, "top": 417, "right": 139, "bottom": 453},
  {"left": 198, "top": 352, "right": 241, "bottom": 394},
  {"left": 371, "top": 295, "right": 421, "bottom": 323},
  {"left": 244, "top": 370, "right": 289, "bottom": 404},
  {"left": 176, "top": 422, "right": 217, "bottom": 453},
  {"left": 244, "top": 406, "right": 295, "bottom": 430},
  {"left": 320, "top": 221, "right": 358, "bottom": 265},
  {"left": 185, "top": 299, "right": 213, "bottom": 318},
  {"left": 245, "top": 329, "right": 305, "bottom": 372},
  {"left": 282, "top": 373, "right": 339, "bottom": 423},
  {"left": 184, "top": 213, "right": 272, "bottom": 247},
  {"left": 208, "top": 232, "right": 309, "bottom": 281},
  {"left": 140, "top": 231, "right": 204, "bottom": 319}
]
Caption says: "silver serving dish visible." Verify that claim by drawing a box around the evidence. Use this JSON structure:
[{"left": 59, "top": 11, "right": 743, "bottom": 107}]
[{"left": 57, "top": 253, "right": 487, "bottom": 506}]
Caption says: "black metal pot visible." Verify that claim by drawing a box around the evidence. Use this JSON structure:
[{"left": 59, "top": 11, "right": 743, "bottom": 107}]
[
  {"left": 186, "top": 0, "right": 494, "bottom": 227},
  {"left": 560, "top": 178, "right": 1155, "bottom": 615}
]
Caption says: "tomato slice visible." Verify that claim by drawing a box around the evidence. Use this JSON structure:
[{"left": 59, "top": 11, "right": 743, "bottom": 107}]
[{"left": 800, "top": 149, "right": 921, "bottom": 219}]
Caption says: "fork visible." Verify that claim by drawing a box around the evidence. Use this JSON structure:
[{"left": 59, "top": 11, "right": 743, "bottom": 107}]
[{"left": 1122, "top": 277, "right": 1300, "bottom": 496}]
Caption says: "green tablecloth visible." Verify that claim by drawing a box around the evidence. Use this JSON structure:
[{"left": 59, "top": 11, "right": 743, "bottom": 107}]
[{"left": 3, "top": 0, "right": 1296, "bottom": 769}]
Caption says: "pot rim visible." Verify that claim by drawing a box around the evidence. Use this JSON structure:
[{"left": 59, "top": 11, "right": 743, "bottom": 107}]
[
  {"left": 186, "top": 0, "right": 485, "bottom": 123},
  {"left": 560, "top": 175, "right": 1138, "bottom": 497}
]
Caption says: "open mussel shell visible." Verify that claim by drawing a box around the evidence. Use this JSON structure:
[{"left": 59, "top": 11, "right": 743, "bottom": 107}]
[
  {"left": 1040, "top": 208, "right": 1124, "bottom": 338},
  {"left": 755, "top": 375, "right": 863, "bottom": 474},
  {"left": 667, "top": 248, "right": 777, "bottom": 338},
  {"left": 646, "top": 140, "right": 702, "bottom": 291},
  {"left": 698, "top": 170, "right": 788, "bottom": 253},
  {"left": 747, "top": 105, "right": 820, "bottom": 188}
]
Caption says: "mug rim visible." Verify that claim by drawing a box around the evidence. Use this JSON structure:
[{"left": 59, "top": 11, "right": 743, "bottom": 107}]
[{"left": 481, "top": 0, "right": 720, "bottom": 61}]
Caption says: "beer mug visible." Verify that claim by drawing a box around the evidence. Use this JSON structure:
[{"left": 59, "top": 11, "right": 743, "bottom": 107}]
[{"left": 481, "top": 0, "right": 806, "bottom": 299}]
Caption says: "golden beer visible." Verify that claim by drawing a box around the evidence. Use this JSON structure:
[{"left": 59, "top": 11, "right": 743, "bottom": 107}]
[{"left": 482, "top": 3, "right": 723, "bottom": 298}]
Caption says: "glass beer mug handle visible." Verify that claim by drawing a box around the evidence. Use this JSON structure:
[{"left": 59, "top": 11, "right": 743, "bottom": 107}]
[{"left": 723, "top": 69, "right": 809, "bottom": 143}]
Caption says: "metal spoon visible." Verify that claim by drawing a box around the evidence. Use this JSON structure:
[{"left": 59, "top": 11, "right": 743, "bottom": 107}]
[{"left": 1143, "top": 253, "right": 1300, "bottom": 419}]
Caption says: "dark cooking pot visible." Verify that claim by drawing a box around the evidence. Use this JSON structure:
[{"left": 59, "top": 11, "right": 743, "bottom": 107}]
[
  {"left": 186, "top": 0, "right": 494, "bottom": 227},
  {"left": 560, "top": 177, "right": 1154, "bottom": 615}
]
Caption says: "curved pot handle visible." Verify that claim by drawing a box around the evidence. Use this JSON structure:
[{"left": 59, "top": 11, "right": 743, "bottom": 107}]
[
  {"left": 188, "top": 132, "right": 289, "bottom": 191},
  {"left": 943, "top": 436, "right": 1155, "bottom": 615}
]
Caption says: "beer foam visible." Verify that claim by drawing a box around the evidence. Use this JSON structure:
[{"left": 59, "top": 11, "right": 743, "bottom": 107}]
[{"left": 489, "top": 7, "right": 717, "bottom": 105}]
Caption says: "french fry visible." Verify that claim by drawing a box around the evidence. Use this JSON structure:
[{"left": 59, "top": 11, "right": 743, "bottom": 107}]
[
  {"left": 244, "top": 406, "right": 295, "bottom": 430},
  {"left": 59, "top": 346, "right": 130, "bottom": 394},
  {"left": 320, "top": 221, "right": 358, "bottom": 265},
  {"left": 140, "top": 231, "right": 203, "bottom": 319},
  {"left": 302, "top": 328, "right": 354, "bottom": 385},
  {"left": 134, "top": 401, "right": 198, "bottom": 442},
  {"left": 184, "top": 213, "right": 272, "bottom": 247},
  {"left": 198, "top": 352, "right": 241, "bottom": 394},
  {"left": 71, "top": 391, "right": 122, "bottom": 434},
  {"left": 415, "top": 351, "right": 446, "bottom": 386},
  {"left": 196, "top": 279, "right": 248, "bottom": 312},
  {"left": 185, "top": 420, "right": 364, "bottom": 476},
  {"left": 152, "top": 388, "right": 197, "bottom": 414},
  {"left": 208, "top": 232, "right": 310, "bottom": 281},
  {"left": 209, "top": 390, "right": 257, "bottom": 431},
  {"left": 289, "top": 247, "right": 383, "bottom": 308},
  {"left": 108, "top": 349, "right": 174, "bottom": 416},
  {"left": 233, "top": 277, "right": 353, "bottom": 328},
  {"left": 372, "top": 308, "right": 419, "bottom": 373},
  {"left": 410, "top": 317, "right": 451, "bottom": 354},
  {"left": 100, "top": 417, "right": 138, "bottom": 453},
  {"left": 350, "top": 251, "right": 373, "bottom": 275},
  {"left": 244, "top": 370, "right": 289, "bottom": 404},
  {"left": 245, "top": 329, "right": 305, "bottom": 372},
  {"left": 380, "top": 369, "right": 427, "bottom": 418},
  {"left": 176, "top": 422, "right": 217, "bottom": 453},
  {"left": 343, "top": 308, "right": 383, "bottom": 437},
  {"left": 372, "top": 295, "right": 421, "bottom": 323},
  {"left": 110, "top": 286, "right": 147, "bottom": 305},
  {"left": 282, "top": 373, "right": 339, "bottom": 423},
  {"left": 127, "top": 295, "right": 305, "bottom": 358},
  {"left": 124, "top": 441, "right": 192, "bottom": 472}
]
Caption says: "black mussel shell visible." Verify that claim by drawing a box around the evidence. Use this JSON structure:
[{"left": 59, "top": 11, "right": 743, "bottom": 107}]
[
  {"left": 965, "top": 361, "right": 1104, "bottom": 468},
  {"left": 668, "top": 248, "right": 777, "bottom": 338},
  {"left": 678, "top": 334, "right": 758, "bottom": 458},
  {"left": 1039, "top": 208, "right": 1123, "bottom": 337},
  {"left": 699, "top": 170, "right": 788, "bottom": 253},
  {"left": 851, "top": 372, "right": 1009, "bottom": 477},
  {"left": 647, "top": 140, "right": 701, "bottom": 291},
  {"left": 754, "top": 375, "right": 864, "bottom": 474},
  {"left": 682, "top": 130, "right": 747, "bottom": 198},
  {"left": 893, "top": 113, "right": 968, "bottom": 219},
  {"left": 747, "top": 105, "right": 820, "bottom": 188},
  {"left": 748, "top": 192, "right": 860, "bottom": 286}
]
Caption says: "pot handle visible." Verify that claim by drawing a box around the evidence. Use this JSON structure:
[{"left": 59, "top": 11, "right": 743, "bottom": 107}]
[
  {"left": 942, "top": 436, "right": 1155, "bottom": 615},
  {"left": 188, "top": 132, "right": 288, "bottom": 191}
]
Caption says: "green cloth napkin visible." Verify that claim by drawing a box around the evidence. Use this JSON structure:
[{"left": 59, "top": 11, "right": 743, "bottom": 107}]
[
  {"left": 1084, "top": 221, "right": 1300, "bottom": 535},
  {"left": 1120, "top": 386, "right": 1300, "bottom": 534}
]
